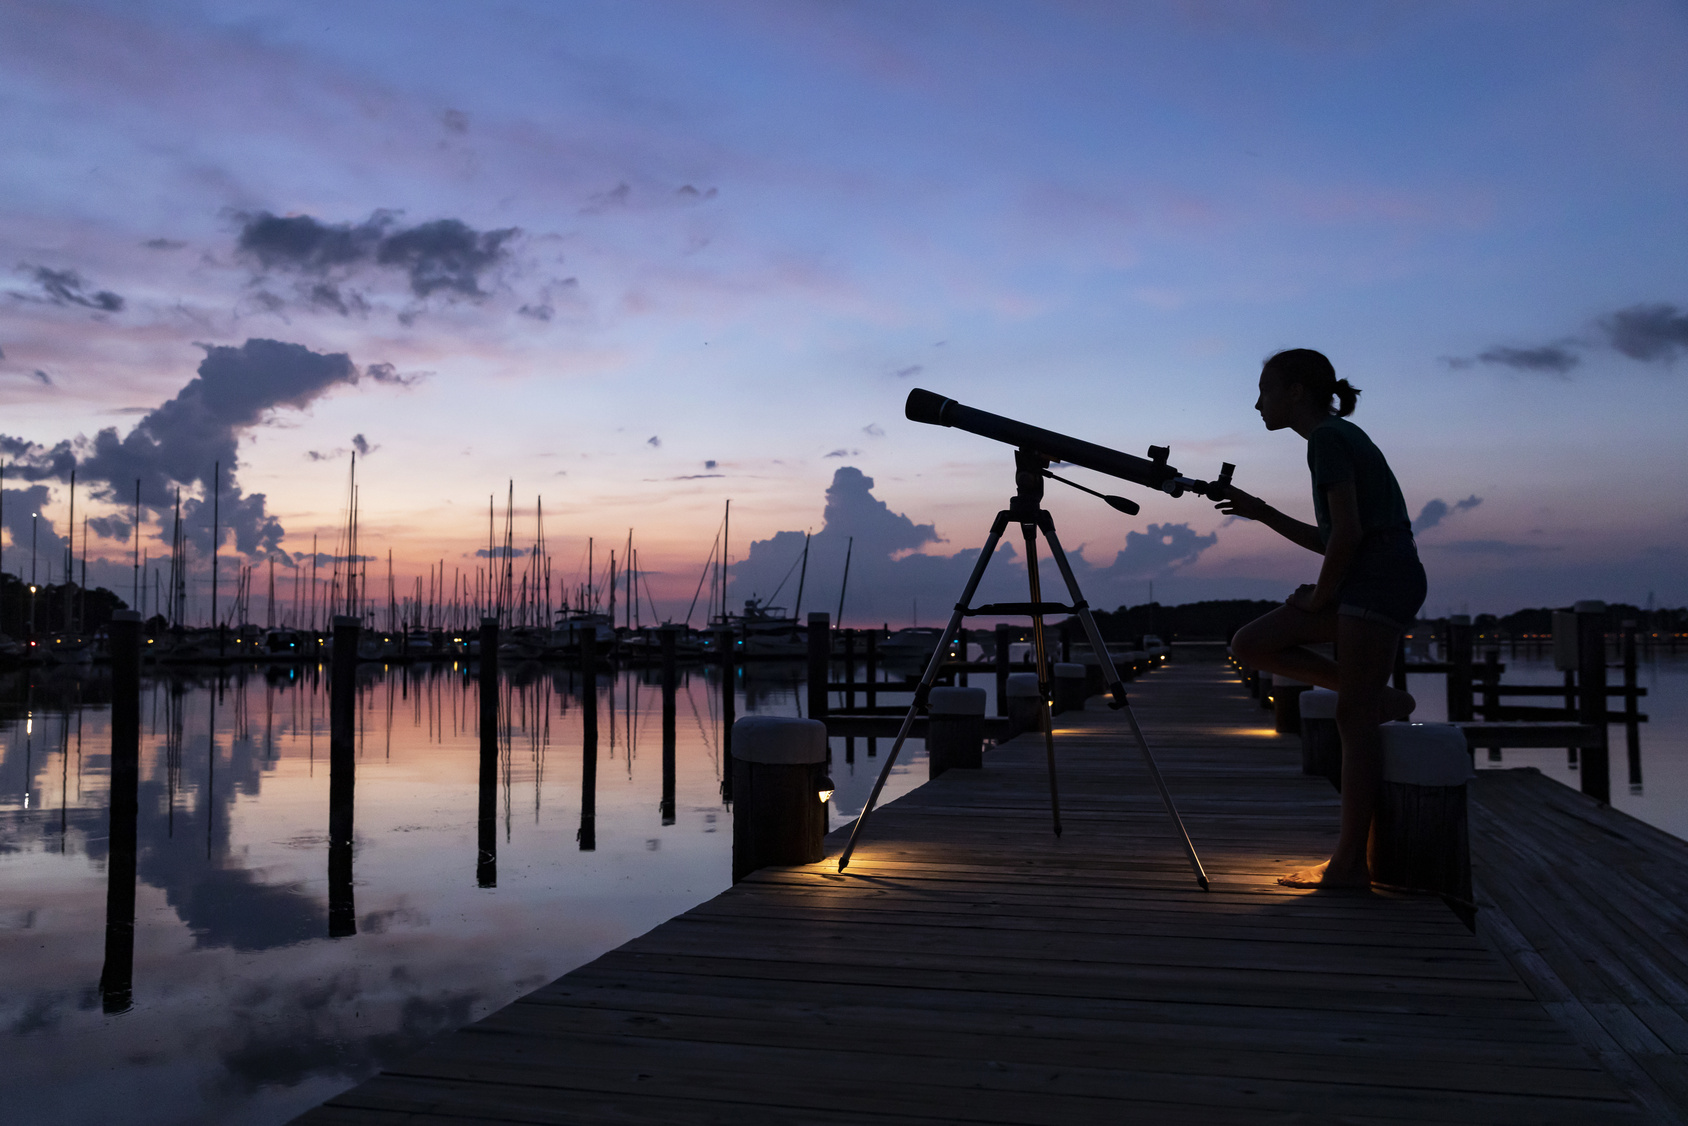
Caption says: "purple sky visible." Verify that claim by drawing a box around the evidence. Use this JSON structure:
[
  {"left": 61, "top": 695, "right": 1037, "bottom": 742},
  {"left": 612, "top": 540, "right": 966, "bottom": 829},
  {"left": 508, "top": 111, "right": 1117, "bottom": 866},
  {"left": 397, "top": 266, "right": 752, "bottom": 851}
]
[{"left": 2, "top": 0, "right": 1685, "bottom": 624}]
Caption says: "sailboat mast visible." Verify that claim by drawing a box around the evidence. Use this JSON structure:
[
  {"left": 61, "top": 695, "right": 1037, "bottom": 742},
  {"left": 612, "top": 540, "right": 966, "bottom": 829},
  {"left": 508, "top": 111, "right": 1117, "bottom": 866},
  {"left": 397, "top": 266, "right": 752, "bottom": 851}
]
[
  {"left": 836, "top": 535, "right": 853, "bottom": 627},
  {"left": 721, "top": 499, "right": 730, "bottom": 623},
  {"left": 794, "top": 532, "right": 809, "bottom": 621}
]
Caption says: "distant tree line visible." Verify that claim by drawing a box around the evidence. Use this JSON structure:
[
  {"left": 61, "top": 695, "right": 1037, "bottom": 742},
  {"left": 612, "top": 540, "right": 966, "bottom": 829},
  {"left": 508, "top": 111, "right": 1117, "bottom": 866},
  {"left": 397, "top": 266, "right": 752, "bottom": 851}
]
[
  {"left": 0, "top": 571, "right": 129, "bottom": 638},
  {"left": 1075, "top": 599, "right": 1687, "bottom": 643}
]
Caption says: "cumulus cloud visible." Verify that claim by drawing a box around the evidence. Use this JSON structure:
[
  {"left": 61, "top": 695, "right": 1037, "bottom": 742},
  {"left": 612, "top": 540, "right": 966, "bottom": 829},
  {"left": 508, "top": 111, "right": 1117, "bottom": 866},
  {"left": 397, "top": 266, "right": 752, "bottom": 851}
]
[
  {"left": 725, "top": 467, "right": 1220, "bottom": 627},
  {"left": 1412, "top": 494, "right": 1482, "bottom": 534},
  {"left": 13, "top": 265, "right": 124, "bottom": 312},
  {"left": 235, "top": 210, "right": 518, "bottom": 307},
  {"left": 0, "top": 484, "right": 69, "bottom": 568},
  {"left": 1, "top": 340, "right": 403, "bottom": 563}
]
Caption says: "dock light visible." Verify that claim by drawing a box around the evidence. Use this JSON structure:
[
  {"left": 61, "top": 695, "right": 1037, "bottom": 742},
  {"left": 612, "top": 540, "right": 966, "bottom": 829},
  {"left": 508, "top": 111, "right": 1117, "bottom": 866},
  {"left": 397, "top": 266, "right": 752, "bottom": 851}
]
[{"left": 817, "top": 775, "right": 835, "bottom": 804}]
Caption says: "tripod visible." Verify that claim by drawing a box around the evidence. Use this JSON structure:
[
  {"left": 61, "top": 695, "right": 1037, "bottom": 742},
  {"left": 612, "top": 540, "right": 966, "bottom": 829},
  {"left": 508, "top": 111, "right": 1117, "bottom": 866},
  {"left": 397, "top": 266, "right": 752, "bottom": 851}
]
[{"left": 836, "top": 449, "right": 1209, "bottom": 889}]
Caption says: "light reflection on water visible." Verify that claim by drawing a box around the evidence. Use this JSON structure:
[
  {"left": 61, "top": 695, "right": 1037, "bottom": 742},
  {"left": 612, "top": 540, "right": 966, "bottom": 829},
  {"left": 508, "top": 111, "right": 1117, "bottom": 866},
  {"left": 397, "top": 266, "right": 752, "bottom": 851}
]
[{"left": 0, "top": 661, "right": 929, "bottom": 1126}]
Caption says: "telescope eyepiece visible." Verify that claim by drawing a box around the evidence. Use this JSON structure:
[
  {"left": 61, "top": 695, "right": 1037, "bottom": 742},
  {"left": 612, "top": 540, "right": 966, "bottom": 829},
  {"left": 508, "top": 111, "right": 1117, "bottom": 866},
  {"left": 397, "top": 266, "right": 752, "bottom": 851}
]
[{"left": 904, "top": 388, "right": 952, "bottom": 426}]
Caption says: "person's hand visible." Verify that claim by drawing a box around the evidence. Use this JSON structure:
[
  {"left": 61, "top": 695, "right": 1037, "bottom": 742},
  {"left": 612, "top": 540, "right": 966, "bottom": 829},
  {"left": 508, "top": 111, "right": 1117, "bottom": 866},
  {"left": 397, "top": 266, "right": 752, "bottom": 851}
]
[
  {"left": 1214, "top": 485, "right": 1269, "bottom": 522},
  {"left": 1286, "top": 584, "right": 1329, "bottom": 613}
]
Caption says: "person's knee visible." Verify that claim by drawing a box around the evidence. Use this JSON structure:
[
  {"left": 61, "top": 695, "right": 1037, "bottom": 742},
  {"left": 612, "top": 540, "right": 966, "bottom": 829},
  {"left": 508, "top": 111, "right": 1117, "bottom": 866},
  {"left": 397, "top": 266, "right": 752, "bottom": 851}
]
[
  {"left": 1336, "top": 688, "right": 1383, "bottom": 729},
  {"left": 1230, "top": 620, "right": 1269, "bottom": 665}
]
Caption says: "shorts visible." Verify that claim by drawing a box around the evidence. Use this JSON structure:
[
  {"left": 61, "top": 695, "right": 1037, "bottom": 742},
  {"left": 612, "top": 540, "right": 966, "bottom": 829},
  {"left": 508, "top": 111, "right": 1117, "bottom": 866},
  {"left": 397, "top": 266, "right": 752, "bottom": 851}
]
[{"left": 1336, "top": 527, "right": 1426, "bottom": 633}]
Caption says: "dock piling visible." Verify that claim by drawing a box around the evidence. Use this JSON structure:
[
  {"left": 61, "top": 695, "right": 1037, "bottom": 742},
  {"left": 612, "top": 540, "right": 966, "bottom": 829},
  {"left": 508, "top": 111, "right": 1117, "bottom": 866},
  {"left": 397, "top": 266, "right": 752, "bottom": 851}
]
[
  {"left": 98, "top": 610, "right": 141, "bottom": 1013},
  {"left": 927, "top": 686, "right": 986, "bottom": 777},
  {"left": 329, "top": 615, "right": 358, "bottom": 937},
  {"left": 806, "top": 612, "right": 830, "bottom": 722},
  {"left": 730, "top": 716, "right": 829, "bottom": 882},
  {"left": 477, "top": 616, "right": 498, "bottom": 887},
  {"left": 1575, "top": 601, "right": 1610, "bottom": 803}
]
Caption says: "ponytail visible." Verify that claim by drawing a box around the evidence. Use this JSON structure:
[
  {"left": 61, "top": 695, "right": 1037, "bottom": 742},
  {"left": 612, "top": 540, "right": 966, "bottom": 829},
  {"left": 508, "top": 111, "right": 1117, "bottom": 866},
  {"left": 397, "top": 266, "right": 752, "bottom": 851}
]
[{"left": 1263, "top": 348, "right": 1361, "bottom": 417}]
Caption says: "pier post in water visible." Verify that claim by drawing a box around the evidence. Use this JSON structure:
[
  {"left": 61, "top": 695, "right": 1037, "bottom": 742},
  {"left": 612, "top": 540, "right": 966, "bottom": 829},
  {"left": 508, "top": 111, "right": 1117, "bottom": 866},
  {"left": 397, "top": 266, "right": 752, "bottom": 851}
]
[
  {"left": 98, "top": 610, "right": 142, "bottom": 1013},
  {"left": 928, "top": 686, "right": 985, "bottom": 778},
  {"left": 660, "top": 627, "right": 677, "bottom": 825},
  {"left": 1575, "top": 601, "right": 1610, "bottom": 803},
  {"left": 994, "top": 623, "right": 1011, "bottom": 717},
  {"left": 806, "top": 612, "right": 830, "bottom": 722},
  {"left": 328, "top": 615, "right": 359, "bottom": 938},
  {"left": 478, "top": 616, "right": 499, "bottom": 887},
  {"left": 730, "top": 716, "right": 829, "bottom": 882},
  {"left": 1444, "top": 615, "right": 1474, "bottom": 722},
  {"left": 578, "top": 627, "right": 597, "bottom": 850},
  {"left": 1623, "top": 620, "right": 1642, "bottom": 791}
]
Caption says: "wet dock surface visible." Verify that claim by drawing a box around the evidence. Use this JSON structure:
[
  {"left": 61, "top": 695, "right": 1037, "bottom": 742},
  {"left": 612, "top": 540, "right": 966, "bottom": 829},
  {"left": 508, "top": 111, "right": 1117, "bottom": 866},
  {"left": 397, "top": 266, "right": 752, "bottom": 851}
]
[{"left": 295, "top": 656, "right": 1644, "bottom": 1125}]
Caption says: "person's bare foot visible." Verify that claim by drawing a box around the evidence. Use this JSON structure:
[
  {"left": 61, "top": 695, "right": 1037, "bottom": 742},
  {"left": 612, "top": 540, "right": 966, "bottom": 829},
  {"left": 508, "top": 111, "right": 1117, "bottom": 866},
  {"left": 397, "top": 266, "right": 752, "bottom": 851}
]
[
  {"left": 1381, "top": 686, "right": 1417, "bottom": 721},
  {"left": 1277, "top": 859, "right": 1372, "bottom": 889}
]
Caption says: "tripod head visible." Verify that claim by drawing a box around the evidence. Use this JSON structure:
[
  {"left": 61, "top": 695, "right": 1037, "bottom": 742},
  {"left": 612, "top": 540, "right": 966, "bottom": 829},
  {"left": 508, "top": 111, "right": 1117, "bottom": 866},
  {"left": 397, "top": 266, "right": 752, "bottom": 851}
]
[{"left": 906, "top": 388, "right": 1234, "bottom": 503}]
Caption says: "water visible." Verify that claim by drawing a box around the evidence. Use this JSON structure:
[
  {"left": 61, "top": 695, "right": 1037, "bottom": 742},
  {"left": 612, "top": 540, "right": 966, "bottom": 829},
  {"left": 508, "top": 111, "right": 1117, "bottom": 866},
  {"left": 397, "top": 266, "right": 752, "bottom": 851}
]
[{"left": 0, "top": 660, "right": 931, "bottom": 1126}]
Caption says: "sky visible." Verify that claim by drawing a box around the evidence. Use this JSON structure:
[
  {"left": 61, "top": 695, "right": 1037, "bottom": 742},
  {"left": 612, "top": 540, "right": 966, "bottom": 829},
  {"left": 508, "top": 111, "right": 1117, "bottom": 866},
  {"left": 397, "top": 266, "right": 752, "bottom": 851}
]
[{"left": 1, "top": 0, "right": 1685, "bottom": 627}]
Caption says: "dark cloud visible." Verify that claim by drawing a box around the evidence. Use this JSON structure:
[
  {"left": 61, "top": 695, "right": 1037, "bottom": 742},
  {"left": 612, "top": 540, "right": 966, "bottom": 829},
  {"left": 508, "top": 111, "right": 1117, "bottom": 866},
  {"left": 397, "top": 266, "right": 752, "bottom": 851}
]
[
  {"left": 360, "top": 362, "right": 420, "bottom": 387},
  {"left": 893, "top": 364, "right": 924, "bottom": 379},
  {"left": 675, "top": 184, "right": 718, "bottom": 202},
  {"left": 1412, "top": 494, "right": 1482, "bottom": 534},
  {"left": 30, "top": 370, "right": 51, "bottom": 386},
  {"left": 647, "top": 436, "right": 661, "bottom": 448},
  {"left": 1602, "top": 303, "right": 1688, "bottom": 363},
  {"left": 440, "top": 108, "right": 469, "bottom": 133},
  {"left": 235, "top": 211, "right": 517, "bottom": 305},
  {"left": 86, "top": 515, "right": 130, "bottom": 541},
  {"left": 142, "top": 238, "right": 186, "bottom": 251},
  {"left": 0, "top": 484, "right": 70, "bottom": 568},
  {"left": 351, "top": 433, "right": 372, "bottom": 458},
  {"left": 1448, "top": 300, "right": 1688, "bottom": 374},
  {"left": 517, "top": 303, "right": 553, "bottom": 321},
  {"left": 704, "top": 459, "right": 718, "bottom": 470},
  {"left": 1475, "top": 345, "right": 1580, "bottom": 374},
  {"left": 863, "top": 423, "right": 885, "bottom": 437},
  {"left": 582, "top": 183, "right": 631, "bottom": 214},
  {"left": 825, "top": 448, "right": 859, "bottom": 458},
  {"left": 475, "top": 545, "right": 533, "bottom": 558},
  {"left": 14, "top": 265, "right": 124, "bottom": 312}
]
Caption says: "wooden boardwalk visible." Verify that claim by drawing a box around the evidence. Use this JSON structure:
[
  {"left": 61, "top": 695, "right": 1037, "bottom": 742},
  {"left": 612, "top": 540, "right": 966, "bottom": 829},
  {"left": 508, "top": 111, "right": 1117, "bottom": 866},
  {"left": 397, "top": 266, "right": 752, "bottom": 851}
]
[{"left": 296, "top": 653, "right": 1643, "bottom": 1125}]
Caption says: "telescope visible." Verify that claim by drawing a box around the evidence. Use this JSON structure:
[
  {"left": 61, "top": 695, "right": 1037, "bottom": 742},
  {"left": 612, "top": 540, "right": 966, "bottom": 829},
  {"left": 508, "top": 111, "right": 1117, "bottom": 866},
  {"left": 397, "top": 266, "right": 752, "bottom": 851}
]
[{"left": 905, "top": 388, "right": 1232, "bottom": 502}]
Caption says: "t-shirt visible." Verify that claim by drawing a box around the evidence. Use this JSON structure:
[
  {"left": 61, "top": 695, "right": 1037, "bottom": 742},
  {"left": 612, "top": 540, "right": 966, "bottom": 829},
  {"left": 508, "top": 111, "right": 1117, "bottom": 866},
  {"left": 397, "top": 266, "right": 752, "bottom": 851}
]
[{"left": 1306, "top": 416, "right": 1412, "bottom": 547}]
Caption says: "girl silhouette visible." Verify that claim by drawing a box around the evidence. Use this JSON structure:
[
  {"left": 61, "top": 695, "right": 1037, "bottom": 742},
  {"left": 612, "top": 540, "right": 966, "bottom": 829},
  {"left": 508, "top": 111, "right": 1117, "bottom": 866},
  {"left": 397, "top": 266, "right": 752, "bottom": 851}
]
[{"left": 1217, "top": 349, "right": 1425, "bottom": 888}]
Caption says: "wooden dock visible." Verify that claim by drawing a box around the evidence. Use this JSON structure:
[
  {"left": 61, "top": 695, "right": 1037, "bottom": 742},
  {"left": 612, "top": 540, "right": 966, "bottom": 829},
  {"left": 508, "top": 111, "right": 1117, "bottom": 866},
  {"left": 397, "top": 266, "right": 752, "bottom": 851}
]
[{"left": 296, "top": 653, "right": 1649, "bottom": 1125}]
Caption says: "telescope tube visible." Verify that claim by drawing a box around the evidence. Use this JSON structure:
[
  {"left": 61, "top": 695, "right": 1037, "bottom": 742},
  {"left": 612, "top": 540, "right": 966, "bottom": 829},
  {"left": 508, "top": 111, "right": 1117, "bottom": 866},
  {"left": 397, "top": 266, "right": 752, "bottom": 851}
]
[{"left": 906, "top": 388, "right": 1180, "bottom": 491}]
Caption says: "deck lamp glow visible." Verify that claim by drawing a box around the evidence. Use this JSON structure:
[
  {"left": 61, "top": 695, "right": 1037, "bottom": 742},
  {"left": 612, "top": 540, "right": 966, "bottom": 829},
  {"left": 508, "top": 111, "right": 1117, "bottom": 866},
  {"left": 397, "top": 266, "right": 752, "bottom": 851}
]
[{"left": 817, "top": 775, "right": 835, "bottom": 804}]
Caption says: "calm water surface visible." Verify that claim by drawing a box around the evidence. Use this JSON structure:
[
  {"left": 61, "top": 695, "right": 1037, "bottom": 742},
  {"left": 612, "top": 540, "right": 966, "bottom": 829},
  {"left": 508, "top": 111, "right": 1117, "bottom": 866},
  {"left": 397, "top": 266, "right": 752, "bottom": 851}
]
[{"left": 0, "top": 660, "right": 930, "bottom": 1126}]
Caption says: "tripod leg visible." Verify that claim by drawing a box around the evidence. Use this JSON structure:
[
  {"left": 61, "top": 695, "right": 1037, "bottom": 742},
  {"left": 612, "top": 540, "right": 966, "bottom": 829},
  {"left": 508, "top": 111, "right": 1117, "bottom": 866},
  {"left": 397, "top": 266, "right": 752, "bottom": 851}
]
[
  {"left": 1040, "top": 515, "right": 1208, "bottom": 890},
  {"left": 1020, "top": 524, "right": 1062, "bottom": 837},
  {"left": 837, "top": 513, "right": 1012, "bottom": 872}
]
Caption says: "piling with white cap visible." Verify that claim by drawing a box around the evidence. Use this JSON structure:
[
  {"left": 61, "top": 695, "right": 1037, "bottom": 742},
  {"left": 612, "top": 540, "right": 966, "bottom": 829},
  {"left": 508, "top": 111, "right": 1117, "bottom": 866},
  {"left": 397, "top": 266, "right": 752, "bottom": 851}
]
[
  {"left": 1005, "top": 671, "right": 1042, "bottom": 737},
  {"left": 1051, "top": 662, "right": 1088, "bottom": 715},
  {"left": 730, "top": 715, "right": 831, "bottom": 882},
  {"left": 1370, "top": 722, "right": 1477, "bottom": 922},
  {"left": 1298, "top": 688, "right": 1340, "bottom": 785},
  {"left": 928, "top": 686, "right": 987, "bottom": 777},
  {"left": 1272, "top": 673, "right": 1311, "bottom": 734}
]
